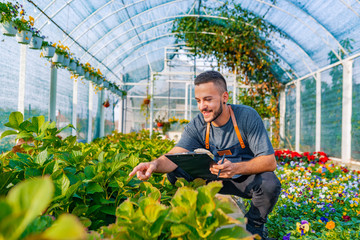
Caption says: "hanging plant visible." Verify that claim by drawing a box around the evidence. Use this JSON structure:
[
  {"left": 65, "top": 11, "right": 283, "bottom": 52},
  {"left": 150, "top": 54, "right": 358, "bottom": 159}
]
[
  {"left": 103, "top": 99, "right": 110, "bottom": 108},
  {"left": 172, "top": 0, "right": 290, "bottom": 147}
]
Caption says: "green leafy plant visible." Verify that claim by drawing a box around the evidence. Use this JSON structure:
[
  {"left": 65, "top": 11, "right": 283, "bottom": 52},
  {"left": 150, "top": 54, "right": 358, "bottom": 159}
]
[
  {"left": 0, "top": 2, "right": 20, "bottom": 23},
  {"left": 0, "top": 177, "right": 86, "bottom": 240}
]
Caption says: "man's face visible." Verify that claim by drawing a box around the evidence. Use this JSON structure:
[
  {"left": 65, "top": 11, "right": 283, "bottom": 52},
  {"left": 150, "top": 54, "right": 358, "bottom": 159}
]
[{"left": 194, "top": 82, "right": 226, "bottom": 123}]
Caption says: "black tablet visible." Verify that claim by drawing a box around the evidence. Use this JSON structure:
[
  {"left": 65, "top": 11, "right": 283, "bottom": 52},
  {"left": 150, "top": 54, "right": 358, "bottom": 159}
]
[{"left": 165, "top": 152, "right": 218, "bottom": 180}]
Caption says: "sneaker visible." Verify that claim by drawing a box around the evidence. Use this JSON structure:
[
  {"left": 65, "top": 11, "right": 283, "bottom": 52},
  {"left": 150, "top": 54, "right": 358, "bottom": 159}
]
[{"left": 246, "top": 222, "right": 276, "bottom": 240}]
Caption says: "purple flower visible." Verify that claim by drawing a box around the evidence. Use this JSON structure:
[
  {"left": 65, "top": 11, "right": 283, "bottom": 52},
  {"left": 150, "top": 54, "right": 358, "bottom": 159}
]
[
  {"left": 325, "top": 212, "right": 329, "bottom": 216},
  {"left": 330, "top": 208, "right": 336, "bottom": 212},
  {"left": 300, "top": 220, "right": 309, "bottom": 225},
  {"left": 321, "top": 207, "right": 326, "bottom": 211},
  {"left": 320, "top": 217, "right": 328, "bottom": 222},
  {"left": 283, "top": 233, "right": 291, "bottom": 240},
  {"left": 327, "top": 203, "right": 333, "bottom": 208}
]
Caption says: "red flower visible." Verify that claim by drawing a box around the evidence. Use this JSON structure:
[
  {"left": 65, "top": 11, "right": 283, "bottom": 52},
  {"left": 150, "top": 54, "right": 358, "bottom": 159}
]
[
  {"left": 157, "top": 122, "right": 163, "bottom": 127},
  {"left": 342, "top": 215, "right": 351, "bottom": 222}
]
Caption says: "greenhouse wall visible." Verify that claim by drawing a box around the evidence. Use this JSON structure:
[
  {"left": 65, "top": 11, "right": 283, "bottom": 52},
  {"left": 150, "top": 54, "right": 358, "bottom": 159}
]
[{"left": 282, "top": 58, "right": 360, "bottom": 162}]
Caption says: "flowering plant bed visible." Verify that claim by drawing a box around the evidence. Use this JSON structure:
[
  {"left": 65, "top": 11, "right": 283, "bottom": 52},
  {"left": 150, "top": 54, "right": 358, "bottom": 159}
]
[{"left": 263, "top": 150, "right": 360, "bottom": 239}]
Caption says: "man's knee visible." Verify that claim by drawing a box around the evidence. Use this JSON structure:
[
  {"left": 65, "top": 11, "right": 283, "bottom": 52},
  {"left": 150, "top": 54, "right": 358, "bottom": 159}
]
[{"left": 256, "top": 172, "right": 281, "bottom": 198}]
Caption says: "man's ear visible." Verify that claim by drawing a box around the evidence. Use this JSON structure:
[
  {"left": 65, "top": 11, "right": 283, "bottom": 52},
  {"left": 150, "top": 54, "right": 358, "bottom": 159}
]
[{"left": 222, "top": 91, "right": 229, "bottom": 104}]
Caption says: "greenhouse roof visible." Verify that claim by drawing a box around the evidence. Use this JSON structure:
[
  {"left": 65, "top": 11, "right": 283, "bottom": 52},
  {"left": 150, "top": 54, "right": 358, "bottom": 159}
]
[{"left": 25, "top": 0, "right": 360, "bottom": 87}]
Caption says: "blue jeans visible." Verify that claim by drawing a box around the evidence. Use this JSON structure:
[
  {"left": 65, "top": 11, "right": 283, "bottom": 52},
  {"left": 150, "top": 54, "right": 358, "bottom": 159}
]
[{"left": 167, "top": 168, "right": 281, "bottom": 225}]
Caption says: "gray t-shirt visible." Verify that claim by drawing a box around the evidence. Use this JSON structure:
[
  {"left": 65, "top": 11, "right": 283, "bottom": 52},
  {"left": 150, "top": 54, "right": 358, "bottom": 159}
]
[{"left": 176, "top": 104, "right": 274, "bottom": 162}]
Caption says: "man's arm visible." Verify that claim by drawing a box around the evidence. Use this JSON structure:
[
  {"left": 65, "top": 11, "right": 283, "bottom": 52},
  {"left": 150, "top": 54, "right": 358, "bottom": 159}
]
[
  {"left": 129, "top": 146, "right": 189, "bottom": 180},
  {"left": 210, "top": 154, "right": 276, "bottom": 178}
]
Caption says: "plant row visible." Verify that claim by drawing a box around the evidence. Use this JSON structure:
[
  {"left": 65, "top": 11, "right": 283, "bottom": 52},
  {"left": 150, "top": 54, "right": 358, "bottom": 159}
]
[
  {"left": 0, "top": 1, "right": 126, "bottom": 97},
  {"left": 0, "top": 112, "right": 251, "bottom": 239}
]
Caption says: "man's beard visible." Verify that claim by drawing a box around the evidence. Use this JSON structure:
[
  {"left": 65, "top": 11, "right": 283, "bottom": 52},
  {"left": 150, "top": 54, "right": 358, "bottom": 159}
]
[{"left": 206, "top": 101, "right": 223, "bottom": 123}]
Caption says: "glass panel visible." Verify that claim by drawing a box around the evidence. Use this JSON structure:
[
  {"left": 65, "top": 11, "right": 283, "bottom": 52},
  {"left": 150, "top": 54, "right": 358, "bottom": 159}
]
[
  {"left": 284, "top": 85, "right": 296, "bottom": 150},
  {"left": 56, "top": 69, "right": 73, "bottom": 138},
  {"left": 76, "top": 80, "right": 89, "bottom": 142},
  {"left": 321, "top": 66, "right": 342, "bottom": 158},
  {"left": 300, "top": 77, "right": 316, "bottom": 152},
  {"left": 352, "top": 58, "right": 360, "bottom": 161}
]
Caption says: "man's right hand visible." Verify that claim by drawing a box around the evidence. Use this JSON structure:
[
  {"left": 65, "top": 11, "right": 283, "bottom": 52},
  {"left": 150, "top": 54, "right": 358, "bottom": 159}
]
[{"left": 129, "top": 162, "right": 157, "bottom": 181}]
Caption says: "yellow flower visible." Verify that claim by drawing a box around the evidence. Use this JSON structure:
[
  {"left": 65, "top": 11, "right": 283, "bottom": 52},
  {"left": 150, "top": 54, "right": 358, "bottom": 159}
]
[
  {"left": 296, "top": 221, "right": 310, "bottom": 233},
  {"left": 325, "top": 221, "right": 335, "bottom": 230}
]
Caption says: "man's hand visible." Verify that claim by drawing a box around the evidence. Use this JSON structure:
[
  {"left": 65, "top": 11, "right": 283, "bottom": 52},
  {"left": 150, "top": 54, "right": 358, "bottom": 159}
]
[
  {"left": 129, "top": 162, "right": 157, "bottom": 181},
  {"left": 210, "top": 159, "right": 238, "bottom": 178}
]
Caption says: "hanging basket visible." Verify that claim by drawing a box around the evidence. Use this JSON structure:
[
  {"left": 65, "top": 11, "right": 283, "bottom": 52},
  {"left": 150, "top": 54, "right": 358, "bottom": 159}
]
[
  {"left": 42, "top": 46, "right": 56, "bottom": 58},
  {"left": 29, "top": 36, "right": 43, "bottom": 49},
  {"left": 0, "top": 21, "right": 17, "bottom": 36},
  {"left": 62, "top": 56, "right": 70, "bottom": 67},
  {"left": 103, "top": 100, "right": 110, "bottom": 108},
  {"left": 16, "top": 30, "right": 33, "bottom": 44},
  {"left": 76, "top": 65, "right": 84, "bottom": 76},
  {"left": 52, "top": 52, "right": 64, "bottom": 64},
  {"left": 84, "top": 71, "right": 90, "bottom": 80},
  {"left": 68, "top": 60, "right": 77, "bottom": 72},
  {"left": 103, "top": 81, "right": 110, "bottom": 88}
]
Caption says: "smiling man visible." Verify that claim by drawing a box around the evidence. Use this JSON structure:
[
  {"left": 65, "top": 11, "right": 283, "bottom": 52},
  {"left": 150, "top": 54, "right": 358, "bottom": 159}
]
[{"left": 129, "top": 70, "right": 281, "bottom": 239}]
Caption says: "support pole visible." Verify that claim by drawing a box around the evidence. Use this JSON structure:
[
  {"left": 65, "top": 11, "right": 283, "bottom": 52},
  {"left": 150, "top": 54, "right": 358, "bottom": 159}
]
[
  {"left": 233, "top": 73, "right": 237, "bottom": 104},
  {"left": 49, "top": 63, "right": 57, "bottom": 122},
  {"left": 295, "top": 80, "right": 301, "bottom": 152},
  {"left": 118, "top": 96, "right": 123, "bottom": 133},
  {"left": 18, "top": 45, "right": 27, "bottom": 115},
  {"left": 72, "top": 79, "right": 78, "bottom": 136},
  {"left": 149, "top": 73, "right": 154, "bottom": 137},
  {"left": 315, "top": 72, "right": 321, "bottom": 152},
  {"left": 87, "top": 83, "right": 93, "bottom": 143},
  {"left": 185, "top": 82, "right": 189, "bottom": 120},
  {"left": 99, "top": 89, "right": 105, "bottom": 138},
  {"left": 342, "top": 60, "right": 353, "bottom": 163},
  {"left": 279, "top": 90, "right": 286, "bottom": 147}
]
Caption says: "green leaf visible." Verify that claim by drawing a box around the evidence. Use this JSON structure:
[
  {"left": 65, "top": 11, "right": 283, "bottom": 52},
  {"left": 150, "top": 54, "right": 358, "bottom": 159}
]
[
  {"left": 170, "top": 224, "right": 191, "bottom": 238},
  {"left": 6, "top": 177, "right": 54, "bottom": 240},
  {"left": 24, "top": 168, "right": 42, "bottom": 178},
  {"left": 211, "top": 225, "right": 250, "bottom": 239},
  {"left": 116, "top": 200, "right": 135, "bottom": 220},
  {"left": 52, "top": 172, "right": 70, "bottom": 197},
  {"left": 39, "top": 214, "right": 86, "bottom": 240},
  {"left": 72, "top": 205, "right": 88, "bottom": 217},
  {"left": 57, "top": 124, "right": 75, "bottom": 134},
  {"left": 0, "top": 200, "right": 13, "bottom": 222},
  {"left": 167, "top": 206, "right": 188, "bottom": 223},
  {"left": 35, "top": 149, "right": 48, "bottom": 166},
  {"left": 86, "top": 182, "right": 103, "bottom": 194},
  {"left": 100, "top": 205, "right": 116, "bottom": 216},
  {"left": 127, "top": 154, "right": 139, "bottom": 168},
  {"left": 31, "top": 116, "right": 45, "bottom": 134},
  {"left": 171, "top": 187, "right": 198, "bottom": 209},
  {"left": 143, "top": 203, "right": 167, "bottom": 223},
  {"left": 1, "top": 130, "right": 18, "bottom": 139},
  {"left": 4, "top": 112, "right": 23, "bottom": 130},
  {"left": 16, "top": 132, "right": 33, "bottom": 140},
  {"left": 64, "top": 181, "right": 82, "bottom": 201},
  {"left": 19, "top": 120, "right": 32, "bottom": 132},
  {"left": 98, "top": 151, "right": 105, "bottom": 162},
  {"left": 0, "top": 172, "right": 16, "bottom": 194},
  {"left": 84, "top": 166, "right": 95, "bottom": 180}
]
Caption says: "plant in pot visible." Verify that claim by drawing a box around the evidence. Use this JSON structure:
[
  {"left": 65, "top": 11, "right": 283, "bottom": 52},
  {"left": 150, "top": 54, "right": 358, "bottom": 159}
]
[
  {"left": 14, "top": 15, "right": 34, "bottom": 44},
  {"left": 103, "top": 99, "right": 110, "bottom": 108},
  {"left": 155, "top": 116, "right": 171, "bottom": 135},
  {"left": 83, "top": 62, "right": 92, "bottom": 80},
  {"left": 0, "top": 2, "right": 20, "bottom": 36},
  {"left": 41, "top": 40, "right": 55, "bottom": 58},
  {"left": 29, "top": 26, "right": 44, "bottom": 49},
  {"left": 52, "top": 42, "right": 68, "bottom": 64}
]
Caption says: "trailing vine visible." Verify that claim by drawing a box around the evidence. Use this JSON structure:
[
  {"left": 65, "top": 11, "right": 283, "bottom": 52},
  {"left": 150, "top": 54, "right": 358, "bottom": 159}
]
[{"left": 172, "top": 1, "right": 292, "bottom": 146}]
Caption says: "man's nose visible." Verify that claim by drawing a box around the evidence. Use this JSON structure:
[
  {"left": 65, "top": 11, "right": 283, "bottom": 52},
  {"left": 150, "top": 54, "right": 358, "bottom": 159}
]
[{"left": 198, "top": 101, "right": 206, "bottom": 110}]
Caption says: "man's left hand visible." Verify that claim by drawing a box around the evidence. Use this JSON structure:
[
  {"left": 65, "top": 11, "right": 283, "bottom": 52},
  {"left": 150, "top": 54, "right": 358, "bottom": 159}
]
[{"left": 210, "top": 159, "right": 239, "bottom": 178}]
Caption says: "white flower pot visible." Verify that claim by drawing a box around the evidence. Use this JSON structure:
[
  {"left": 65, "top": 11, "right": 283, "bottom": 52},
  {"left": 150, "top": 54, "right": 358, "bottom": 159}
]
[
  {"left": 52, "top": 52, "right": 64, "bottom": 64},
  {"left": 0, "top": 21, "right": 17, "bottom": 36},
  {"left": 68, "top": 61, "right": 77, "bottom": 72},
  {"left": 16, "top": 30, "right": 33, "bottom": 44},
  {"left": 62, "top": 56, "right": 70, "bottom": 67},
  {"left": 42, "top": 46, "right": 56, "bottom": 58},
  {"left": 76, "top": 65, "right": 84, "bottom": 76},
  {"left": 91, "top": 75, "right": 98, "bottom": 83},
  {"left": 103, "top": 81, "right": 110, "bottom": 88},
  {"left": 84, "top": 71, "right": 90, "bottom": 80},
  {"left": 29, "top": 36, "right": 43, "bottom": 49}
]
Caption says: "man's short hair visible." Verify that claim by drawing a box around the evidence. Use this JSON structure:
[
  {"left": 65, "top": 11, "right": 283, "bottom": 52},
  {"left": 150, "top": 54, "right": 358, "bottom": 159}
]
[{"left": 194, "top": 71, "right": 227, "bottom": 93}]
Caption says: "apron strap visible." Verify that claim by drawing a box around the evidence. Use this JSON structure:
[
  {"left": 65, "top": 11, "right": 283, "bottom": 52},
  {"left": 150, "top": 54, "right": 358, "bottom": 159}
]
[
  {"left": 205, "top": 105, "right": 246, "bottom": 149},
  {"left": 205, "top": 122, "right": 211, "bottom": 149},
  {"left": 229, "top": 105, "right": 246, "bottom": 149}
]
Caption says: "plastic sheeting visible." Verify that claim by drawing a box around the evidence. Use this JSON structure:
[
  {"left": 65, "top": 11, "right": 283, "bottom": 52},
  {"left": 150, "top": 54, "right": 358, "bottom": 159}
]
[{"left": 352, "top": 58, "right": 360, "bottom": 161}]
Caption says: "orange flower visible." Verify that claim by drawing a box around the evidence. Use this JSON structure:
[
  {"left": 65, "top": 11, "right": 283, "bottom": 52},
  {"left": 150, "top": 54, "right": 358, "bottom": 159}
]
[{"left": 325, "top": 221, "right": 335, "bottom": 230}]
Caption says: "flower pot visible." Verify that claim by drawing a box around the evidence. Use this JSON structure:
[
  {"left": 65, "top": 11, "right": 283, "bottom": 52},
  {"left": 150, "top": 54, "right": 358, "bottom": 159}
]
[
  {"left": 68, "top": 61, "right": 77, "bottom": 72},
  {"left": 16, "top": 30, "right": 33, "bottom": 44},
  {"left": 90, "top": 75, "right": 98, "bottom": 83},
  {"left": 29, "top": 36, "right": 43, "bottom": 49},
  {"left": 103, "top": 81, "right": 109, "bottom": 88},
  {"left": 52, "top": 52, "right": 64, "bottom": 64},
  {"left": 76, "top": 65, "right": 84, "bottom": 76},
  {"left": 42, "top": 46, "right": 56, "bottom": 58},
  {"left": 84, "top": 71, "right": 90, "bottom": 80},
  {"left": 0, "top": 21, "right": 17, "bottom": 36},
  {"left": 62, "top": 56, "right": 70, "bottom": 67}
]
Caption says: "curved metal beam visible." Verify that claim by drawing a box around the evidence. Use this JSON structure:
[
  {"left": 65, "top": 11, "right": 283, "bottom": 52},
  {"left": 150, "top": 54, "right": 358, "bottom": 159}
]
[
  {"left": 250, "top": 0, "right": 344, "bottom": 60},
  {"left": 61, "top": 0, "right": 120, "bottom": 43},
  {"left": 34, "top": 0, "right": 56, "bottom": 22},
  {"left": 38, "top": 0, "right": 76, "bottom": 31},
  {"left": 67, "top": 0, "right": 189, "bottom": 49},
  {"left": 104, "top": 33, "right": 296, "bottom": 81},
  {"left": 81, "top": 14, "right": 317, "bottom": 72}
]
